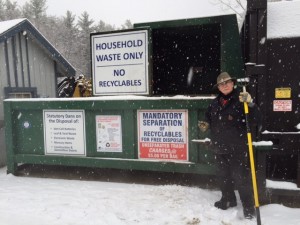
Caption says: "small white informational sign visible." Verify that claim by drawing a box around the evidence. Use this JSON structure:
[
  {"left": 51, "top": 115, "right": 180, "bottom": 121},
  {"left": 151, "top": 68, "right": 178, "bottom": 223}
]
[
  {"left": 43, "top": 110, "right": 86, "bottom": 156},
  {"left": 273, "top": 100, "right": 292, "bottom": 111},
  {"left": 91, "top": 29, "right": 149, "bottom": 95},
  {"left": 96, "top": 115, "right": 122, "bottom": 152}
]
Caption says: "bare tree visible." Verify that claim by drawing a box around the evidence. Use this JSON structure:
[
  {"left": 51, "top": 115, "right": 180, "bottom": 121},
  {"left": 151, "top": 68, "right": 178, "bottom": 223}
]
[{"left": 211, "top": 0, "right": 246, "bottom": 17}]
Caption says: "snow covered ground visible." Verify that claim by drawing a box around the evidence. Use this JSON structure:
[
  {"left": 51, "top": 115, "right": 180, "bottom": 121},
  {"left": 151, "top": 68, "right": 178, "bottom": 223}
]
[{"left": 0, "top": 167, "right": 300, "bottom": 225}]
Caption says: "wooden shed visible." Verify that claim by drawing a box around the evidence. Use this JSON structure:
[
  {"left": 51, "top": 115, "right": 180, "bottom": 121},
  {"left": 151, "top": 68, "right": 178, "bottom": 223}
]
[
  {"left": 0, "top": 18, "right": 76, "bottom": 118},
  {"left": 0, "top": 18, "right": 76, "bottom": 166}
]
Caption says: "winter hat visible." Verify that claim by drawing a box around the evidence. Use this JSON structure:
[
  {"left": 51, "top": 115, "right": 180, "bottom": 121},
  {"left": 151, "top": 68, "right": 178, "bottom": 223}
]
[{"left": 213, "top": 72, "right": 236, "bottom": 89}]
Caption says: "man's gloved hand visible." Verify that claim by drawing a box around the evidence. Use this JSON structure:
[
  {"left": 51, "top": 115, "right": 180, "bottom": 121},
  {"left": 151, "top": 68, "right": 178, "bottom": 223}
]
[
  {"left": 239, "top": 92, "right": 252, "bottom": 103},
  {"left": 198, "top": 121, "right": 210, "bottom": 132}
]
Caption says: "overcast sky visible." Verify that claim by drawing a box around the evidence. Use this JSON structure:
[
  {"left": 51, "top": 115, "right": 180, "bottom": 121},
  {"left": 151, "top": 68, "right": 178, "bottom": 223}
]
[{"left": 17, "top": 0, "right": 239, "bottom": 27}]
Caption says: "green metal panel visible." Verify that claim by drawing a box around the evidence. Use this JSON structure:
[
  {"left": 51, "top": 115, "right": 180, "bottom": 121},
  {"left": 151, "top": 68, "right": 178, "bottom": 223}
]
[
  {"left": 220, "top": 15, "right": 244, "bottom": 76},
  {"left": 14, "top": 110, "right": 44, "bottom": 154},
  {"left": 135, "top": 14, "right": 244, "bottom": 80},
  {"left": 4, "top": 98, "right": 216, "bottom": 175},
  {"left": 3, "top": 15, "right": 247, "bottom": 176}
]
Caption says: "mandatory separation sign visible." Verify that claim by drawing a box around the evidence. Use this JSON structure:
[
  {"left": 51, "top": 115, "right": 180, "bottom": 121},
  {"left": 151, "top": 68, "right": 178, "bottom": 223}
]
[{"left": 137, "top": 110, "right": 188, "bottom": 161}]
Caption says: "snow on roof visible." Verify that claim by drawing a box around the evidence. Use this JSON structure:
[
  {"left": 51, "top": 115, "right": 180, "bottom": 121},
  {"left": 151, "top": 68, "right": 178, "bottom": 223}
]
[
  {"left": 0, "top": 18, "right": 76, "bottom": 75},
  {"left": 268, "top": 0, "right": 300, "bottom": 39},
  {"left": 0, "top": 18, "right": 26, "bottom": 35}
]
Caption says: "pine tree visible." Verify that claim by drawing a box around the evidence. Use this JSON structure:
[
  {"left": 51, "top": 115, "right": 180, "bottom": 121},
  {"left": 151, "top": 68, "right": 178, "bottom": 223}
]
[
  {"left": 77, "top": 11, "right": 95, "bottom": 76},
  {"left": 21, "top": 2, "right": 33, "bottom": 20},
  {"left": 121, "top": 19, "right": 133, "bottom": 30},
  {"left": 60, "top": 11, "right": 79, "bottom": 67},
  {"left": 96, "top": 20, "right": 115, "bottom": 32},
  {"left": 4, "top": 0, "right": 20, "bottom": 20},
  {"left": 26, "top": 0, "right": 47, "bottom": 29},
  {"left": 0, "top": 0, "right": 5, "bottom": 21},
  {"left": 4, "top": 0, "right": 132, "bottom": 78}
]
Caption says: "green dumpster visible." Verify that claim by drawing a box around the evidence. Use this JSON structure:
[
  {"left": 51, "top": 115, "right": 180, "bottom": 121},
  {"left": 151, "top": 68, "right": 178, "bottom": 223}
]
[
  {"left": 5, "top": 96, "right": 216, "bottom": 175},
  {"left": 4, "top": 14, "right": 243, "bottom": 176}
]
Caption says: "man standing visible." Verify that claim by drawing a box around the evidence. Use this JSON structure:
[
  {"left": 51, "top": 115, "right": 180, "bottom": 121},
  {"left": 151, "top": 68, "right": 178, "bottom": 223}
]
[{"left": 198, "top": 72, "right": 260, "bottom": 219}]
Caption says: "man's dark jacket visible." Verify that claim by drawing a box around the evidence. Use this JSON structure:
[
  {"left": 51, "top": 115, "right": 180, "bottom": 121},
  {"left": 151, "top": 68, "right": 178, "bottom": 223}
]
[{"left": 205, "top": 89, "right": 260, "bottom": 154}]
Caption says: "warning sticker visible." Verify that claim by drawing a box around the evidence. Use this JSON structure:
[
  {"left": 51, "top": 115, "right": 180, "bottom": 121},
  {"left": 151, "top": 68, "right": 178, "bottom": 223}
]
[
  {"left": 275, "top": 88, "right": 291, "bottom": 98},
  {"left": 273, "top": 100, "right": 292, "bottom": 111}
]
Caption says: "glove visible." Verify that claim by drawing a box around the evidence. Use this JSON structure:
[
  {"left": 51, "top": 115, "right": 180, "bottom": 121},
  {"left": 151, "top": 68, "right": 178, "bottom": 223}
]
[
  {"left": 198, "top": 121, "right": 210, "bottom": 132},
  {"left": 239, "top": 92, "right": 252, "bottom": 103}
]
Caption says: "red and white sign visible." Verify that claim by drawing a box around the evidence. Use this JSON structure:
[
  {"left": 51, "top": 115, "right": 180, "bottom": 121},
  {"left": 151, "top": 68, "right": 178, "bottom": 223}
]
[
  {"left": 137, "top": 110, "right": 188, "bottom": 161},
  {"left": 273, "top": 100, "right": 292, "bottom": 111}
]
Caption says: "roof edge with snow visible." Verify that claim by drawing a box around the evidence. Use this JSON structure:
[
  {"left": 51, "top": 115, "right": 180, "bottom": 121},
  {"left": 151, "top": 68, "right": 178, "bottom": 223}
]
[
  {"left": 0, "top": 18, "right": 76, "bottom": 76},
  {"left": 267, "top": 0, "right": 300, "bottom": 39}
]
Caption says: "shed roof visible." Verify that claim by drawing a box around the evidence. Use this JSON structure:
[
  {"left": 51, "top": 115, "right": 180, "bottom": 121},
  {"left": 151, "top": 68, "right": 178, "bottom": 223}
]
[
  {"left": 268, "top": 0, "right": 300, "bottom": 39},
  {"left": 0, "top": 18, "right": 76, "bottom": 75}
]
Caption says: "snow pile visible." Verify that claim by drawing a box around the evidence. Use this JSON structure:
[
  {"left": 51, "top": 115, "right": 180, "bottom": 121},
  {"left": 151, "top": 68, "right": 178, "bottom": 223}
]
[
  {"left": 0, "top": 167, "right": 300, "bottom": 225},
  {"left": 267, "top": 179, "right": 300, "bottom": 191},
  {"left": 252, "top": 141, "right": 273, "bottom": 146},
  {"left": 268, "top": 0, "right": 300, "bottom": 39}
]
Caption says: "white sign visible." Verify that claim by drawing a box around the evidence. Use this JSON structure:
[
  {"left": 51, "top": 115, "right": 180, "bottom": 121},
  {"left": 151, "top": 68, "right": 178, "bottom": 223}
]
[
  {"left": 273, "top": 100, "right": 292, "bottom": 111},
  {"left": 91, "top": 30, "right": 149, "bottom": 95},
  {"left": 137, "top": 110, "right": 188, "bottom": 161},
  {"left": 43, "top": 110, "right": 86, "bottom": 156},
  {"left": 96, "top": 115, "right": 122, "bottom": 152}
]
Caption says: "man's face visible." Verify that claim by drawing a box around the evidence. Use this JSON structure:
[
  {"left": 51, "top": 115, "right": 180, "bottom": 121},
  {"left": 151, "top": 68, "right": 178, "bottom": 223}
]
[{"left": 217, "top": 80, "right": 234, "bottom": 95}]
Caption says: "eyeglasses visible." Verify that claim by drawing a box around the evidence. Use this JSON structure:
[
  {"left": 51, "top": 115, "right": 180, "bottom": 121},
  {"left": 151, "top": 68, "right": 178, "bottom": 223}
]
[{"left": 218, "top": 80, "right": 233, "bottom": 87}]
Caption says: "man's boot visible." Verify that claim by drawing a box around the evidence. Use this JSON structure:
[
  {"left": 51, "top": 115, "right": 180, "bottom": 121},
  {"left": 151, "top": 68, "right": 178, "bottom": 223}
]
[
  {"left": 243, "top": 206, "right": 255, "bottom": 219},
  {"left": 214, "top": 195, "right": 237, "bottom": 210}
]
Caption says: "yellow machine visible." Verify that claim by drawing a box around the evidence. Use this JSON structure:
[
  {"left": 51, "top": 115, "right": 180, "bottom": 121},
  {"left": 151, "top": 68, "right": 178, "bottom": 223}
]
[{"left": 72, "top": 75, "right": 93, "bottom": 97}]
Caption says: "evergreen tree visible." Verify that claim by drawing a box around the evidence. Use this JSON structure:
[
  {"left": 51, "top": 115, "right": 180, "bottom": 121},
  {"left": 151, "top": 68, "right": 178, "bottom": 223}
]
[
  {"left": 121, "top": 19, "right": 133, "bottom": 30},
  {"left": 2, "top": 0, "right": 133, "bottom": 77},
  {"left": 21, "top": 1, "right": 33, "bottom": 20},
  {"left": 60, "top": 11, "right": 79, "bottom": 66},
  {"left": 26, "top": 0, "right": 48, "bottom": 29},
  {"left": 0, "top": 0, "right": 5, "bottom": 21},
  {"left": 4, "top": 0, "right": 20, "bottom": 20},
  {"left": 77, "top": 11, "right": 95, "bottom": 35},
  {"left": 77, "top": 11, "right": 95, "bottom": 76},
  {"left": 96, "top": 20, "right": 115, "bottom": 32}
]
